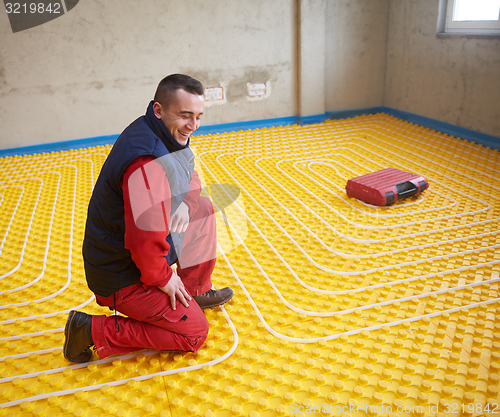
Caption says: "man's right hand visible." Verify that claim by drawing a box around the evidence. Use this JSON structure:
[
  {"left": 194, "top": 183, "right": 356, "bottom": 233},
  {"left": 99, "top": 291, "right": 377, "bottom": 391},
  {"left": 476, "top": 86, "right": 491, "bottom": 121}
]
[{"left": 158, "top": 273, "right": 191, "bottom": 310}]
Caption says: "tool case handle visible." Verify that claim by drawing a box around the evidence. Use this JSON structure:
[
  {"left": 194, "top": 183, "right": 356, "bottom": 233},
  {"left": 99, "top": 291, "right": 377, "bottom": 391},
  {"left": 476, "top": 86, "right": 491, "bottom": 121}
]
[{"left": 395, "top": 181, "right": 418, "bottom": 198}]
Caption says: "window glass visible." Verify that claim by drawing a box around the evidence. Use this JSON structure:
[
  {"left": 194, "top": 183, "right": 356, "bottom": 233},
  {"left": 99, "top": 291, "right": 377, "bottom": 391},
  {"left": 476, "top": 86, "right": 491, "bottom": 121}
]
[
  {"left": 441, "top": 0, "right": 500, "bottom": 34},
  {"left": 453, "top": 0, "right": 500, "bottom": 21}
]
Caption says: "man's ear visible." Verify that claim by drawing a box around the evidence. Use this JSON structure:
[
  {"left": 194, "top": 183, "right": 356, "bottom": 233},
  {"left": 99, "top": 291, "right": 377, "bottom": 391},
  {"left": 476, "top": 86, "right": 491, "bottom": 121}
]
[{"left": 152, "top": 102, "right": 163, "bottom": 119}]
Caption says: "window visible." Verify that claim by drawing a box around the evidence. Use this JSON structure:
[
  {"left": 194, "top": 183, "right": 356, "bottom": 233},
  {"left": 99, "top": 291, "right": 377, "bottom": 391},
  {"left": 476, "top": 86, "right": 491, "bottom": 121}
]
[{"left": 444, "top": 0, "right": 500, "bottom": 34}]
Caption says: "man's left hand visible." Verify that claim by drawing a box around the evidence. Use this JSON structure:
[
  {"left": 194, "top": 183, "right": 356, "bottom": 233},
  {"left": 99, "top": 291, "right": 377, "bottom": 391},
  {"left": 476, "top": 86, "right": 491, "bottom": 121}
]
[{"left": 169, "top": 201, "right": 190, "bottom": 233}]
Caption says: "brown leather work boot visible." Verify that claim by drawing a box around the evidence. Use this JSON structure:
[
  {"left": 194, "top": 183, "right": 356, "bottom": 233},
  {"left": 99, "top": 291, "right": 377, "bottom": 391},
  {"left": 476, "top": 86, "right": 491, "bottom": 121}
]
[
  {"left": 63, "top": 310, "right": 94, "bottom": 363},
  {"left": 193, "top": 287, "right": 233, "bottom": 309}
]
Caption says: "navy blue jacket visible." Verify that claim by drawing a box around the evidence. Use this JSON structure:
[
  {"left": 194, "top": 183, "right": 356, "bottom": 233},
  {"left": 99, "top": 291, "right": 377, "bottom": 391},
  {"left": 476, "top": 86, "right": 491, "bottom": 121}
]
[{"left": 83, "top": 115, "right": 193, "bottom": 297}]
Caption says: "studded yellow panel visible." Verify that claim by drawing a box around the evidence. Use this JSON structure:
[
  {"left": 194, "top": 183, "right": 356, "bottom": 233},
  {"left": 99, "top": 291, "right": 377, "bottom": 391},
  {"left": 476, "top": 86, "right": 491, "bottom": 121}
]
[{"left": 0, "top": 113, "right": 499, "bottom": 417}]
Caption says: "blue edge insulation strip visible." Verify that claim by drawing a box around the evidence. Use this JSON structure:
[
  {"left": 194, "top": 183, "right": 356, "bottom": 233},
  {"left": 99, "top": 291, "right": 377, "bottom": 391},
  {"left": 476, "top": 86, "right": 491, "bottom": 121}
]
[{"left": 1, "top": 106, "right": 499, "bottom": 157}]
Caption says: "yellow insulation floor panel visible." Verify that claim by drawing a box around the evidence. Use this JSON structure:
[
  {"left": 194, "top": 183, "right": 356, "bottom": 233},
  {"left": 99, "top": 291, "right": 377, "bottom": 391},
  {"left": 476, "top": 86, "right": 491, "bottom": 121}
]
[{"left": 0, "top": 113, "right": 499, "bottom": 417}]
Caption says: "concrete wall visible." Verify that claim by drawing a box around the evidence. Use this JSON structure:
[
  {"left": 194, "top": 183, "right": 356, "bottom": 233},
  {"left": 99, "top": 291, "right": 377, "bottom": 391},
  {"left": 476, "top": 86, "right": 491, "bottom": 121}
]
[
  {"left": 385, "top": 0, "right": 500, "bottom": 137},
  {"left": 299, "top": 0, "right": 326, "bottom": 118},
  {"left": 0, "top": 0, "right": 297, "bottom": 148},
  {"left": 326, "top": 0, "right": 389, "bottom": 112},
  {"left": 1, "top": 0, "right": 498, "bottom": 149}
]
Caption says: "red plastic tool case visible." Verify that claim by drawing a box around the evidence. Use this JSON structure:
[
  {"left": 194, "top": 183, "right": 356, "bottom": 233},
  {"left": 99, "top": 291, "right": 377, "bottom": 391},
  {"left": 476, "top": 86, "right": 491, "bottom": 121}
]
[{"left": 346, "top": 168, "right": 428, "bottom": 206}]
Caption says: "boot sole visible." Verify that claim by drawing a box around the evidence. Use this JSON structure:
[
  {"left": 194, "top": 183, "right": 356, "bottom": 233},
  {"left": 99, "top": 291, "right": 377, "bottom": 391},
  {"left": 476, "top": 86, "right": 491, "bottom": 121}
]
[
  {"left": 63, "top": 310, "right": 77, "bottom": 361},
  {"left": 63, "top": 311, "right": 92, "bottom": 363}
]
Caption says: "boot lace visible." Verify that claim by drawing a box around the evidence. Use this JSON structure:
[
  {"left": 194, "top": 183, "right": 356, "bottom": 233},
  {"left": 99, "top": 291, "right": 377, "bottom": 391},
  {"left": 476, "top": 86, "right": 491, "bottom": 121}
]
[{"left": 205, "top": 289, "right": 217, "bottom": 298}]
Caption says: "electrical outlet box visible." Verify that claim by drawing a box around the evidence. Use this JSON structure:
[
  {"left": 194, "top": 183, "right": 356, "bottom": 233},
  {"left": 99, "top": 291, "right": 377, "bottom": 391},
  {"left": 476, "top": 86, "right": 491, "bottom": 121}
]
[
  {"left": 205, "top": 87, "right": 224, "bottom": 102},
  {"left": 247, "top": 83, "right": 267, "bottom": 97}
]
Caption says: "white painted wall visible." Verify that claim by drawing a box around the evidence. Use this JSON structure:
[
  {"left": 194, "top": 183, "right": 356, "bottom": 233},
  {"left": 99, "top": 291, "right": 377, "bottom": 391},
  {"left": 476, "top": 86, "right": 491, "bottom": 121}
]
[
  {"left": 0, "top": 0, "right": 297, "bottom": 148},
  {"left": 385, "top": 0, "right": 500, "bottom": 138},
  {"left": 325, "top": 0, "right": 389, "bottom": 112}
]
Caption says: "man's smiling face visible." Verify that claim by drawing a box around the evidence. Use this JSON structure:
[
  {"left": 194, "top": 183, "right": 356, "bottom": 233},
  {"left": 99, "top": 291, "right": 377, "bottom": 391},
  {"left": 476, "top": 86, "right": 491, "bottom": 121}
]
[{"left": 153, "top": 88, "right": 204, "bottom": 146}]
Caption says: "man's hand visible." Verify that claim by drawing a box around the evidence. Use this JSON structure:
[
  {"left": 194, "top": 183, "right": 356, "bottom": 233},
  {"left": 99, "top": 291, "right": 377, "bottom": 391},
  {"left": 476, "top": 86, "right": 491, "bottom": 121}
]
[
  {"left": 169, "top": 201, "right": 190, "bottom": 233},
  {"left": 158, "top": 273, "right": 191, "bottom": 310}
]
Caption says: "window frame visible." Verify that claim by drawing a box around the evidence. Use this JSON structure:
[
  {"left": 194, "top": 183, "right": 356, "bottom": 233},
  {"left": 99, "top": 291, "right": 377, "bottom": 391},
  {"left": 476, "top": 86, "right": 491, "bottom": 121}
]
[{"left": 438, "top": 0, "right": 500, "bottom": 35}]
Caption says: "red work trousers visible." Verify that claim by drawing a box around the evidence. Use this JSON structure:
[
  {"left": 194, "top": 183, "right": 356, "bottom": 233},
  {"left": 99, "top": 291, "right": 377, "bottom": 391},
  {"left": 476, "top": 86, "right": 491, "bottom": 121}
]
[{"left": 92, "top": 197, "right": 216, "bottom": 359}]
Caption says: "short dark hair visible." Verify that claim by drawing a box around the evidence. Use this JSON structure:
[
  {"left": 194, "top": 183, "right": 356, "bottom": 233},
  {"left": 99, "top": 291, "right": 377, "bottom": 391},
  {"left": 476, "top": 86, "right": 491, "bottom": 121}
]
[{"left": 154, "top": 74, "right": 204, "bottom": 108}]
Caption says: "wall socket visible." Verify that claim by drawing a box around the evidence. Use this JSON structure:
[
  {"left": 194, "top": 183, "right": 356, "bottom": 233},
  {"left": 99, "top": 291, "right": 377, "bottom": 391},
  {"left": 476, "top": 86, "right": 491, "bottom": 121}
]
[
  {"left": 204, "top": 87, "right": 224, "bottom": 102},
  {"left": 247, "top": 83, "right": 267, "bottom": 97}
]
